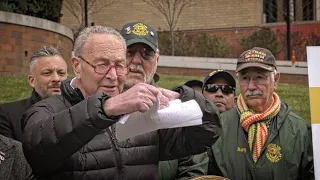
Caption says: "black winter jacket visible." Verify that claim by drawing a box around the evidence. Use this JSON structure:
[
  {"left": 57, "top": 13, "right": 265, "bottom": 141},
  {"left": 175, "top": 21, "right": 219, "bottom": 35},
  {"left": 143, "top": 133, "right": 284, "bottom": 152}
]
[
  {"left": 22, "top": 79, "right": 220, "bottom": 180},
  {"left": 0, "top": 90, "right": 41, "bottom": 141}
]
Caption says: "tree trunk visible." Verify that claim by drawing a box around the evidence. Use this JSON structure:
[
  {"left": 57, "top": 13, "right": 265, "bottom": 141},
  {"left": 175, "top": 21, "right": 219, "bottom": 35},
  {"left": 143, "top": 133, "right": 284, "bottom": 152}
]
[{"left": 170, "top": 27, "right": 175, "bottom": 56}]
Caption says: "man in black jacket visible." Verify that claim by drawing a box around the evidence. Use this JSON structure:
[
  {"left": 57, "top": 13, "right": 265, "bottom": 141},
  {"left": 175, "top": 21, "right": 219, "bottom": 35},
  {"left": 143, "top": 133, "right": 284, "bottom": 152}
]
[
  {"left": 22, "top": 25, "right": 221, "bottom": 180},
  {"left": 0, "top": 46, "right": 68, "bottom": 141}
]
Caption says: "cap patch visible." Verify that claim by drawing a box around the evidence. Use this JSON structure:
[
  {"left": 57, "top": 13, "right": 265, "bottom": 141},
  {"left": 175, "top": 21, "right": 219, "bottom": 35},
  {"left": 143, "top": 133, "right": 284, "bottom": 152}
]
[
  {"left": 133, "top": 23, "right": 149, "bottom": 36},
  {"left": 244, "top": 50, "right": 267, "bottom": 62}
]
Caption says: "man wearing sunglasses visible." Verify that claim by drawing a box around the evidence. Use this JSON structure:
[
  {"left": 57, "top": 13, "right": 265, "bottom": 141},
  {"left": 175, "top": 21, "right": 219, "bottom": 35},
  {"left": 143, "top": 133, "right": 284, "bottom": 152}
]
[
  {"left": 21, "top": 25, "right": 221, "bottom": 180},
  {"left": 202, "top": 70, "right": 236, "bottom": 113},
  {"left": 207, "top": 47, "right": 314, "bottom": 180}
]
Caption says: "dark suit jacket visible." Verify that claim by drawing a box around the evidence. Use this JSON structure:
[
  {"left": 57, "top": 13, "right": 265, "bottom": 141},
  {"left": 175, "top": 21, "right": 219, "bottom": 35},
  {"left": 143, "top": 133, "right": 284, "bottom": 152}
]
[
  {"left": 0, "top": 134, "right": 35, "bottom": 180},
  {"left": 0, "top": 90, "right": 41, "bottom": 141}
]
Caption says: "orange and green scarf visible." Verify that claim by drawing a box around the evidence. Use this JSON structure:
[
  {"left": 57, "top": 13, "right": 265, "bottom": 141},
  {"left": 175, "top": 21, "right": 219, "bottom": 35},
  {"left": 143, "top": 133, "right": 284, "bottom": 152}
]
[{"left": 237, "top": 92, "right": 281, "bottom": 163}]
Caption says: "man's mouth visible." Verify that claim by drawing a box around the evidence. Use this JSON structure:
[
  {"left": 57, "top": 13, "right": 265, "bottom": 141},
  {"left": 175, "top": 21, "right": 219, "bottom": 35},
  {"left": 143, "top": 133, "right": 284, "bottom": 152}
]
[
  {"left": 129, "top": 69, "right": 143, "bottom": 74},
  {"left": 214, "top": 100, "right": 225, "bottom": 107},
  {"left": 49, "top": 86, "right": 60, "bottom": 91}
]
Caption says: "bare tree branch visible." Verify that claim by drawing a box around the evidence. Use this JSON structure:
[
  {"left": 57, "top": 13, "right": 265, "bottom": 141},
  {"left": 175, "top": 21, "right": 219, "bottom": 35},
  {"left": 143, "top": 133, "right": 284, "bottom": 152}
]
[
  {"left": 143, "top": 0, "right": 198, "bottom": 55},
  {"left": 90, "top": 0, "right": 117, "bottom": 15},
  {"left": 63, "top": 0, "right": 82, "bottom": 24},
  {"left": 63, "top": 0, "right": 118, "bottom": 29}
]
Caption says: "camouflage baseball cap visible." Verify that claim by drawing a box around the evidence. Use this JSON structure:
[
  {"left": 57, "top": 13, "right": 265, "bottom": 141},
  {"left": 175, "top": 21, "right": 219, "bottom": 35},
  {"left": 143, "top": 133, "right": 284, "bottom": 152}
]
[
  {"left": 120, "top": 22, "right": 158, "bottom": 52},
  {"left": 236, "top": 47, "right": 277, "bottom": 73}
]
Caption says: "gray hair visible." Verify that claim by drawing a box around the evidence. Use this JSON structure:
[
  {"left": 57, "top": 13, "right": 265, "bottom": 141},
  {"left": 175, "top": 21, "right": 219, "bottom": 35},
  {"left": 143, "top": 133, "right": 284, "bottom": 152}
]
[
  {"left": 30, "top": 46, "right": 61, "bottom": 67},
  {"left": 73, "top": 25, "right": 126, "bottom": 58}
]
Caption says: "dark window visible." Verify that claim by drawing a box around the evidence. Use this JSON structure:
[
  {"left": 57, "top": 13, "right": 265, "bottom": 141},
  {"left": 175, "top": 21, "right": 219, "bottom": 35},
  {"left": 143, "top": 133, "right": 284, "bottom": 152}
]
[
  {"left": 303, "top": 0, "right": 314, "bottom": 20},
  {"left": 264, "top": 0, "right": 277, "bottom": 23}
]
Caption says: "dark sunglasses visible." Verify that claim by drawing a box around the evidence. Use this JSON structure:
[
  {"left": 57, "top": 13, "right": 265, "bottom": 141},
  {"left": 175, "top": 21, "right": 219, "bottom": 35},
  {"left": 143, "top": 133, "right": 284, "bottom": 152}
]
[
  {"left": 127, "top": 45, "right": 156, "bottom": 60},
  {"left": 204, "top": 84, "right": 235, "bottom": 94}
]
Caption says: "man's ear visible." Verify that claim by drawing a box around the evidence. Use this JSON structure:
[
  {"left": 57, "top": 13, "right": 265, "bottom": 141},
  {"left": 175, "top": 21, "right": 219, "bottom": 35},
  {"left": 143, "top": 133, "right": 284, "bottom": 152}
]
[
  {"left": 274, "top": 72, "right": 280, "bottom": 90},
  {"left": 155, "top": 54, "right": 159, "bottom": 63},
  {"left": 28, "top": 75, "right": 35, "bottom": 88},
  {"left": 72, "top": 57, "right": 81, "bottom": 79}
]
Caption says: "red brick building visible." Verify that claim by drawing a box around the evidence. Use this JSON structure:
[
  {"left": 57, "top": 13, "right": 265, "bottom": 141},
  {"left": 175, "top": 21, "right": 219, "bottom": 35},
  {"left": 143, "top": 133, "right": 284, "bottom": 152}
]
[{"left": 60, "top": 0, "right": 320, "bottom": 61}]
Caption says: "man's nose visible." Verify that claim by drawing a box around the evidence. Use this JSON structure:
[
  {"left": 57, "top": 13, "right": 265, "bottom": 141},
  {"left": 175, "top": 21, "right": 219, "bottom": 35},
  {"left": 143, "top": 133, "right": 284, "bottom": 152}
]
[
  {"left": 214, "top": 89, "right": 224, "bottom": 97},
  {"left": 105, "top": 67, "right": 117, "bottom": 81},
  {"left": 51, "top": 72, "right": 61, "bottom": 82},
  {"left": 248, "top": 79, "right": 257, "bottom": 90},
  {"left": 131, "top": 51, "right": 143, "bottom": 64}
]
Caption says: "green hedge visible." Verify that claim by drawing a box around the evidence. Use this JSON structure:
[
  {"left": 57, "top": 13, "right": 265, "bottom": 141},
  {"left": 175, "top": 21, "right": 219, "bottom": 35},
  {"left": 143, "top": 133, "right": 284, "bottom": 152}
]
[{"left": 0, "top": 0, "right": 63, "bottom": 23}]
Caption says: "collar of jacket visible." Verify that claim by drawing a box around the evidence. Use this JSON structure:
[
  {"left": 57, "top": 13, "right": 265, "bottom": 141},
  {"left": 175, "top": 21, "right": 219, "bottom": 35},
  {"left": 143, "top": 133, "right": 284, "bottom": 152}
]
[
  {"left": 30, "top": 89, "right": 42, "bottom": 104},
  {"left": 61, "top": 77, "right": 85, "bottom": 105}
]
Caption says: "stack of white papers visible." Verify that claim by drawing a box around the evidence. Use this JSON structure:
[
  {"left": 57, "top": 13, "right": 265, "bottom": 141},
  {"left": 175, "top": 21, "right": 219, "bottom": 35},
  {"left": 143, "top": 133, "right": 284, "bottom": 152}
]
[{"left": 115, "top": 98, "right": 203, "bottom": 141}]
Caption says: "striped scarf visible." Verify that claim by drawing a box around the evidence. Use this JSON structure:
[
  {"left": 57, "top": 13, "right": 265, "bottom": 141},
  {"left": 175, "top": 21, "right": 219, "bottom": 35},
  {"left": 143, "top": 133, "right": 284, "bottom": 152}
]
[{"left": 237, "top": 92, "right": 281, "bottom": 163}]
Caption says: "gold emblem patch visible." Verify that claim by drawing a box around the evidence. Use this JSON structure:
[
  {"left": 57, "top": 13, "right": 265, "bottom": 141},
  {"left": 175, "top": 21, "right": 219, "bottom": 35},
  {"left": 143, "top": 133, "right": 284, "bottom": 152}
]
[
  {"left": 266, "top": 143, "right": 282, "bottom": 163},
  {"left": 132, "top": 23, "right": 149, "bottom": 36},
  {"left": 209, "top": 69, "right": 224, "bottom": 76},
  {"left": 244, "top": 50, "right": 266, "bottom": 62}
]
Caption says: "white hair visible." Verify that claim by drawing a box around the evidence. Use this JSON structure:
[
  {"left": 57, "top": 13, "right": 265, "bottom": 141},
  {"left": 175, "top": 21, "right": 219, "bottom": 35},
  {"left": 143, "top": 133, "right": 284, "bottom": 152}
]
[{"left": 73, "top": 25, "right": 126, "bottom": 58}]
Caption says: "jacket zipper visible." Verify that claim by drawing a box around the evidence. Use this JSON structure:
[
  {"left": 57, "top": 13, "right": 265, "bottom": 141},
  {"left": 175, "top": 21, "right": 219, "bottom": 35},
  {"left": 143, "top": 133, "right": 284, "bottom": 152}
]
[{"left": 106, "top": 127, "right": 125, "bottom": 180}]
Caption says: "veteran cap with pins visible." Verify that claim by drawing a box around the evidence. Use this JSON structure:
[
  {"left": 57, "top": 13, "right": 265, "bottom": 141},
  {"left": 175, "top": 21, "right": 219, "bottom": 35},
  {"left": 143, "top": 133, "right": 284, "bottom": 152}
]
[
  {"left": 120, "top": 22, "right": 158, "bottom": 52},
  {"left": 236, "top": 47, "right": 277, "bottom": 73}
]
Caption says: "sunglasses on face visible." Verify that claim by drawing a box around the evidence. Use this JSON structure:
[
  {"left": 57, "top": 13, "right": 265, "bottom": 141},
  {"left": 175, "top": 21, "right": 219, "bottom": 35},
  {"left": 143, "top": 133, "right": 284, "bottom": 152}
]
[
  {"left": 127, "top": 45, "right": 156, "bottom": 60},
  {"left": 204, "top": 84, "right": 235, "bottom": 94}
]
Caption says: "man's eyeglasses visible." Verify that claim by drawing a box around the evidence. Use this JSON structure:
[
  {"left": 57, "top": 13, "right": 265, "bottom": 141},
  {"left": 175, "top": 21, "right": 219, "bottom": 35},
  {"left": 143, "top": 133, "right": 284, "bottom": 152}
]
[
  {"left": 127, "top": 46, "right": 156, "bottom": 60},
  {"left": 78, "top": 56, "right": 129, "bottom": 76},
  {"left": 204, "top": 84, "right": 235, "bottom": 95}
]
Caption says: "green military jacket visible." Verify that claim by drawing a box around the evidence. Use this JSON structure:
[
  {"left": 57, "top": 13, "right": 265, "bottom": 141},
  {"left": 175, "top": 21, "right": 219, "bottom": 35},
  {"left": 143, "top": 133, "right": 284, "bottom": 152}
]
[
  {"left": 208, "top": 102, "right": 314, "bottom": 180},
  {"left": 158, "top": 153, "right": 209, "bottom": 180}
]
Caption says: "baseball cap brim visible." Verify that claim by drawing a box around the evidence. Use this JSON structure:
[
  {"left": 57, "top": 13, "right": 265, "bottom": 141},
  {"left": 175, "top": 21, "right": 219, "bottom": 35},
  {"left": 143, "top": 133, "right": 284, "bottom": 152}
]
[
  {"left": 235, "top": 62, "right": 275, "bottom": 73},
  {"left": 202, "top": 71, "right": 236, "bottom": 91},
  {"left": 126, "top": 38, "right": 158, "bottom": 52}
]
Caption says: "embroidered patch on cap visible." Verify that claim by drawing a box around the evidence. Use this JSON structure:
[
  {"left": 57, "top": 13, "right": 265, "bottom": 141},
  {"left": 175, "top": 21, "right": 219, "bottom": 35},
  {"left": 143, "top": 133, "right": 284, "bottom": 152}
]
[
  {"left": 132, "top": 23, "right": 149, "bottom": 36},
  {"left": 244, "top": 50, "right": 267, "bottom": 62}
]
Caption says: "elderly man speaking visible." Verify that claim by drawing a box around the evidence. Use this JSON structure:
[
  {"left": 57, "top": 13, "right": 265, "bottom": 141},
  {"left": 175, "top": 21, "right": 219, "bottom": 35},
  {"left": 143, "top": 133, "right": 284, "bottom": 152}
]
[
  {"left": 207, "top": 47, "right": 314, "bottom": 180},
  {"left": 21, "top": 26, "right": 220, "bottom": 180}
]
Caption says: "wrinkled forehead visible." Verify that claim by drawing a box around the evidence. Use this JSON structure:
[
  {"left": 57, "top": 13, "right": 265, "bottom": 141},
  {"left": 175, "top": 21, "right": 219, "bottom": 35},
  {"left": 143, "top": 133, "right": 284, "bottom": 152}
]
[
  {"left": 239, "top": 67, "right": 270, "bottom": 76},
  {"left": 84, "top": 34, "right": 126, "bottom": 63}
]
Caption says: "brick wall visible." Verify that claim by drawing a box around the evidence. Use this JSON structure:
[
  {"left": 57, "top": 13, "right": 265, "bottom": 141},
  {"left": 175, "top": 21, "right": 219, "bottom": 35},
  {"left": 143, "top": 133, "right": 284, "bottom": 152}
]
[
  {"left": 181, "top": 22, "right": 320, "bottom": 60},
  {"left": 0, "top": 23, "right": 73, "bottom": 76},
  {"left": 157, "top": 67, "right": 308, "bottom": 85},
  {"left": 60, "top": 0, "right": 262, "bottom": 32}
]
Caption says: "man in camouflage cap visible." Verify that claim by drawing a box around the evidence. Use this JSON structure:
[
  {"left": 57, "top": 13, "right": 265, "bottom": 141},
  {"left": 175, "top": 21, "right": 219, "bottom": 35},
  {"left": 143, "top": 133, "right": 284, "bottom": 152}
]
[{"left": 207, "top": 47, "right": 314, "bottom": 180}]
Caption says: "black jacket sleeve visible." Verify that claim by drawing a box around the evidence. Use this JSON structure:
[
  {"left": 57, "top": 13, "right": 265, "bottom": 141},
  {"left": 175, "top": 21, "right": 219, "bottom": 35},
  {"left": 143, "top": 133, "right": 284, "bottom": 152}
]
[
  {"left": 22, "top": 94, "right": 118, "bottom": 174},
  {"left": 0, "top": 107, "right": 14, "bottom": 139},
  {"left": 159, "top": 85, "right": 221, "bottom": 160}
]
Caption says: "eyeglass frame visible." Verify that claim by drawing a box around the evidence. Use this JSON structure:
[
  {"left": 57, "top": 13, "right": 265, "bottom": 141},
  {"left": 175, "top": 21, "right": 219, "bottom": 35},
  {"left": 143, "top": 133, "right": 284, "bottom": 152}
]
[{"left": 77, "top": 56, "right": 129, "bottom": 76}]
